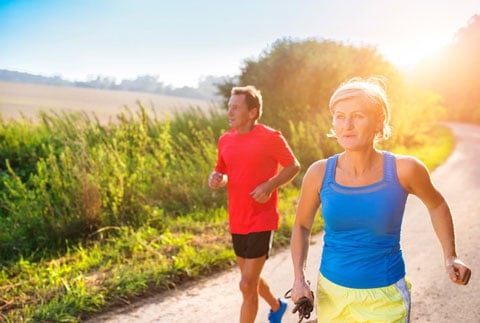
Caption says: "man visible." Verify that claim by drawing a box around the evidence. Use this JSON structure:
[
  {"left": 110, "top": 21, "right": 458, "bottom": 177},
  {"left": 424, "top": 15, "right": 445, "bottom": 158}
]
[{"left": 209, "top": 85, "right": 300, "bottom": 323}]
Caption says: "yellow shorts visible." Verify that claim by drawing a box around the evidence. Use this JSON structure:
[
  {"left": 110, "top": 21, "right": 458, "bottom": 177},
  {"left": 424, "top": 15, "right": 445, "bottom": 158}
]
[{"left": 316, "top": 273, "right": 411, "bottom": 323}]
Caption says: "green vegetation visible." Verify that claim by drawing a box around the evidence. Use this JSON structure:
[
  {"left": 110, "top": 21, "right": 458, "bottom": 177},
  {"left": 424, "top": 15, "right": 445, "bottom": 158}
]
[
  {"left": 412, "top": 14, "right": 480, "bottom": 124},
  {"left": 0, "top": 38, "right": 458, "bottom": 322}
]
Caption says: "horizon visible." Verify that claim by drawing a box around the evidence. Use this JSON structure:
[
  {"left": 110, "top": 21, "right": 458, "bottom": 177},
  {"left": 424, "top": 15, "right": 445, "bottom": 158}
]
[
  {"left": 1, "top": 0, "right": 479, "bottom": 87},
  {"left": 0, "top": 67, "right": 218, "bottom": 89}
]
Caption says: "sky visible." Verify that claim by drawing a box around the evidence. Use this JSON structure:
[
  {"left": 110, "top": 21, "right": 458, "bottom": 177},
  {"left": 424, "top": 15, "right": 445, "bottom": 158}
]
[{"left": 1, "top": 0, "right": 479, "bottom": 88}]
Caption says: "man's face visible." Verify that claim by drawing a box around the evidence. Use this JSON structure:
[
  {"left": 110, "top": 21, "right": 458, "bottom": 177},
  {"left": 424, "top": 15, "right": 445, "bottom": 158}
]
[{"left": 227, "top": 94, "right": 256, "bottom": 133}]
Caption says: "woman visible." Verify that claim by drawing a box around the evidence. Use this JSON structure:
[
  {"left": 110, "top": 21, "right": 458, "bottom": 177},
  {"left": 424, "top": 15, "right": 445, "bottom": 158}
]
[{"left": 290, "top": 76, "right": 471, "bottom": 322}]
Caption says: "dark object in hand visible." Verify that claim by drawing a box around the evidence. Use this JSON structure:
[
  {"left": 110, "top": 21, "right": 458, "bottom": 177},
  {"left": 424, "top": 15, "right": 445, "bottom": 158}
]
[{"left": 292, "top": 293, "right": 314, "bottom": 323}]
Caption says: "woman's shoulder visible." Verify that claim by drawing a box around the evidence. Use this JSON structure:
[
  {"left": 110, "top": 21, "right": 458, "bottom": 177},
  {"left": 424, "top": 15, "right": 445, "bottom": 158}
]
[
  {"left": 393, "top": 153, "right": 430, "bottom": 189},
  {"left": 393, "top": 153, "right": 426, "bottom": 170},
  {"left": 309, "top": 158, "right": 328, "bottom": 169},
  {"left": 304, "top": 159, "right": 328, "bottom": 180},
  {"left": 299, "top": 159, "right": 329, "bottom": 194}
]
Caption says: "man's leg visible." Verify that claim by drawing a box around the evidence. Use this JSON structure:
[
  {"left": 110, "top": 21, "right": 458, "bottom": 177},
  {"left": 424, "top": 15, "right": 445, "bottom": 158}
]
[
  {"left": 258, "top": 275, "right": 280, "bottom": 312},
  {"left": 237, "top": 256, "right": 279, "bottom": 323}
]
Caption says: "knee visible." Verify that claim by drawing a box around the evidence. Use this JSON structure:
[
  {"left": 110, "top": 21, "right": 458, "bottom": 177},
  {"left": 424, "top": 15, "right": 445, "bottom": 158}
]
[{"left": 239, "top": 278, "right": 257, "bottom": 297}]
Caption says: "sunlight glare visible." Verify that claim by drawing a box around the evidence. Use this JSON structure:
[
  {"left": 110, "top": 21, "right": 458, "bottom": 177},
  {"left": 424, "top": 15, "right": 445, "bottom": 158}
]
[{"left": 381, "top": 34, "right": 451, "bottom": 68}]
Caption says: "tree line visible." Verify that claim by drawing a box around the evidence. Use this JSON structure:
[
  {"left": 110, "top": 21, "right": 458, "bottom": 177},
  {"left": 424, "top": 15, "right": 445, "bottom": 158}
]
[{"left": 0, "top": 69, "right": 225, "bottom": 101}]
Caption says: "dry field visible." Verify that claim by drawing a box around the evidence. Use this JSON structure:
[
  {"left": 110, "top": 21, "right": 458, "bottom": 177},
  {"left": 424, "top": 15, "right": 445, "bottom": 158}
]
[{"left": 0, "top": 81, "right": 214, "bottom": 124}]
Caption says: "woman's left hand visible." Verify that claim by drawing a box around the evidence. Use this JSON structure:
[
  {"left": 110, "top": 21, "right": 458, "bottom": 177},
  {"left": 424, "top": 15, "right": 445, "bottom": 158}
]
[{"left": 445, "top": 257, "right": 472, "bottom": 285}]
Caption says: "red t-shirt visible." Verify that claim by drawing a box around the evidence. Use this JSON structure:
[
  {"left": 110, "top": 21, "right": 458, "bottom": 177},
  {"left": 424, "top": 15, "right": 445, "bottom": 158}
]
[{"left": 215, "top": 124, "right": 296, "bottom": 234}]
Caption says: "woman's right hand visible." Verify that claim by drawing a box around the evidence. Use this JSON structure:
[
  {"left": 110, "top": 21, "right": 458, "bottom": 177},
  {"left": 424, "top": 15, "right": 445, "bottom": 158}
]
[{"left": 291, "top": 278, "right": 314, "bottom": 304}]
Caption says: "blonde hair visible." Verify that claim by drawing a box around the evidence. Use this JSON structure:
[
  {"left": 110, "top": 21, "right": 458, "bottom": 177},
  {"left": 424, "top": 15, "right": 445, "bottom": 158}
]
[{"left": 328, "top": 76, "right": 392, "bottom": 142}]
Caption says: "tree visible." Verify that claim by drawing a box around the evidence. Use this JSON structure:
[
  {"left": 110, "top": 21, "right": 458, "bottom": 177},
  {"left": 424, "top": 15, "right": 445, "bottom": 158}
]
[{"left": 413, "top": 14, "right": 480, "bottom": 123}]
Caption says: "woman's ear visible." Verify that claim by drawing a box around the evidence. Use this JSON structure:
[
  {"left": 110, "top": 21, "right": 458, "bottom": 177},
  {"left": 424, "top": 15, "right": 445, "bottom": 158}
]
[{"left": 375, "top": 115, "right": 384, "bottom": 132}]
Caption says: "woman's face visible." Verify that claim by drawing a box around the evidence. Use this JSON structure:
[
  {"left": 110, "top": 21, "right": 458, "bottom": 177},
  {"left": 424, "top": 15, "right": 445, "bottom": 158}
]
[{"left": 332, "top": 98, "right": 381, "bottom": 150}]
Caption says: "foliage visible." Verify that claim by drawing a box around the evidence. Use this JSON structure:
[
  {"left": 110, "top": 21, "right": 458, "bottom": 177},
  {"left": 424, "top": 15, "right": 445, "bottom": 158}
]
[
  {"left": 0, "top": 105, "right": 227, "bottom": 262},
  {"left": 0, "top": 217, "right": 234, "bottom": 322},
  {"left": 412, "top": 14, "right": 480, "bottom": 124},
  {"left": 380, "top": 83, "right": 447, "bottom": 151},
  {"left": 389, "top": 124, "right": 454, "bottom": 171},
  {"left": 0, "top": 116, "right": 53, "bottom": 182}
]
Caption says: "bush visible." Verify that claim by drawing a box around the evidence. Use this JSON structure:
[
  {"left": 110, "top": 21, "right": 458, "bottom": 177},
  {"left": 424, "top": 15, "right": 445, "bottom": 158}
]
[{"left": 0, "top": 104, "right": 227, "bottom": 262}]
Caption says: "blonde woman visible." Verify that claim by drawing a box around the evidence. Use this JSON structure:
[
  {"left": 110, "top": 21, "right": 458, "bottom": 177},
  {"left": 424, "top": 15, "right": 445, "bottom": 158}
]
[{"left": 290, "top": 77, "right": 471, "bottom": 322}]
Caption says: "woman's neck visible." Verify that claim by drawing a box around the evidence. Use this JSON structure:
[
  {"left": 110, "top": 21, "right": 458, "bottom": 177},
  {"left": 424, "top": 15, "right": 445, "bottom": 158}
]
[{"left": 338, "top": 149, "right": 382, "bottom": 178}]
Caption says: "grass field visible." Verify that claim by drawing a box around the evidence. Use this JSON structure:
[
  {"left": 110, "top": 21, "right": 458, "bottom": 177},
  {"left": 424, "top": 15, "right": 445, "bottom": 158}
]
[{"left": 0, "top": 81, "right": 214, "bottom": 123}]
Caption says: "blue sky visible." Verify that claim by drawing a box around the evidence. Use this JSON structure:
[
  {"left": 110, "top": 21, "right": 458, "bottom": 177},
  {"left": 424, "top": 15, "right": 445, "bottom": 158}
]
[{"left": 1, "top": 0, "right": 478, "bottom": 87}]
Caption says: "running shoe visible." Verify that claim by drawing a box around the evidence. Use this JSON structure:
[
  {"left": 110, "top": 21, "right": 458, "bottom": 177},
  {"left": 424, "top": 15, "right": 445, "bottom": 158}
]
[{"left": 268, "top": 298, "right": 287, "bottom": 323}]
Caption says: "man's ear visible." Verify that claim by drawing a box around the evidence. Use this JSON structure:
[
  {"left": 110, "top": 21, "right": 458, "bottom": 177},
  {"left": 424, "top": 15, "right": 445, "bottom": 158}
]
[{"left": 249, "top": 107, "right": 259, "bottom": 119}]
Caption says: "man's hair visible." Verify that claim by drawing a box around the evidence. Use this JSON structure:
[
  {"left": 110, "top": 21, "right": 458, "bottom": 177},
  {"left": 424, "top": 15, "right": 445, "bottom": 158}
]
[{"left": 231, "top": 85, "right": 263, "bottom": 119}]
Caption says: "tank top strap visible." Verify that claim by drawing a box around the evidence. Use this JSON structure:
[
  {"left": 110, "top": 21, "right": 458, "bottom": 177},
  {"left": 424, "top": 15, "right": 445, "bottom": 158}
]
[
  {"left": 323, "top": 154, "right": 339, "bottom": 185},
  {"left": 382, "top": 151, "right": 398, "bottom": 183}
]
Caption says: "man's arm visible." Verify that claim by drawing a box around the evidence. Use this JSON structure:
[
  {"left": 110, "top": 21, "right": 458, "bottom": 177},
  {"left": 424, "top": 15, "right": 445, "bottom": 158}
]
[{"left": 250, "top": 159, "right": 300, "bottom": 203}]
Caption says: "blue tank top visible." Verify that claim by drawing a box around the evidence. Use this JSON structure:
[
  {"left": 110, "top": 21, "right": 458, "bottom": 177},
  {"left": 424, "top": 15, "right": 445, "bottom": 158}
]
[{"left": 319, "top": 151, "right": 408, "bottom": 288}]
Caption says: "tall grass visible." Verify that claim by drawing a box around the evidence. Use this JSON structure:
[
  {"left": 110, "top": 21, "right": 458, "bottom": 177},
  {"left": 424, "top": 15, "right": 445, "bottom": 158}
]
[{"left": 0, "top": 105, "right": 227, "bottom": 261}]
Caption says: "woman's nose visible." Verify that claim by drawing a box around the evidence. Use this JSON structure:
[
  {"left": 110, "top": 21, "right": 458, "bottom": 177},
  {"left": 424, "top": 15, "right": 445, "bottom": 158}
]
[{"left": 345, "top": 117, "right": 354, "bottom": 128}]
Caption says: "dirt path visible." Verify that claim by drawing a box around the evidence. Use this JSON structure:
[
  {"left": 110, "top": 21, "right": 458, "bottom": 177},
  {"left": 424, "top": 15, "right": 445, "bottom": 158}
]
[{"left": 89, "top": 122, "right": 479, "bottom": 323}]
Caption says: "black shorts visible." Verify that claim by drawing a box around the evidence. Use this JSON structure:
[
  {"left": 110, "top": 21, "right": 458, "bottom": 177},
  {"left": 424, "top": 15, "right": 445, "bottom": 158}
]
[{"left": 231, "top": 231, "right": 274, "bottom": 259}]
